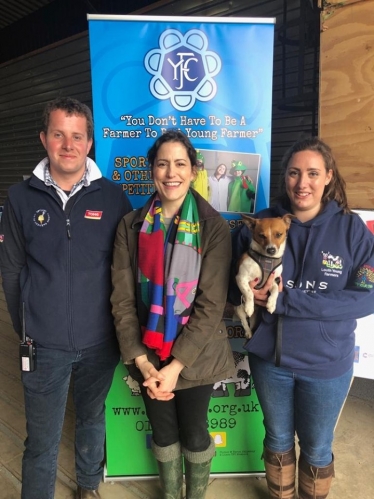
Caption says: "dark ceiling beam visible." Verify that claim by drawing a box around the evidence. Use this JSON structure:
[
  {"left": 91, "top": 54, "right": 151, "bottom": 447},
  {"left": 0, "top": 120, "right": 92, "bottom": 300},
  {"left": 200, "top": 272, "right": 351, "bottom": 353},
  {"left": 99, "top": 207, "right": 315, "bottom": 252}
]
[{"left": 0, "top": 0, "right": 161, "bottom": 64}]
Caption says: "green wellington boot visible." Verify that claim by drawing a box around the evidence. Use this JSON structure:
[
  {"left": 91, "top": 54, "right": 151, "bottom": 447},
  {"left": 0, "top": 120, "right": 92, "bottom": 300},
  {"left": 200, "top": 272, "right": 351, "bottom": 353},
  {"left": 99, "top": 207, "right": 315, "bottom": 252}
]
[
  {"left": 182, "top": 436, "right": 215, "bottom": 499},
  {"left": 151, "top": 440, "right": 183, "bottom": 499}
]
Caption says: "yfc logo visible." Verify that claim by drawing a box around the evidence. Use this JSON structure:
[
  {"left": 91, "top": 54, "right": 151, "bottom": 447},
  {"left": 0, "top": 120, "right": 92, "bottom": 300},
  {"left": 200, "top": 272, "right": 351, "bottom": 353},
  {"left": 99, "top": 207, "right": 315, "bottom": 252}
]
[
  {"left": 144, "top": 29, "right": 221, "bottom": 111},
  {"left": 33, "top": 209, "right": 50, "bottom": 227}
]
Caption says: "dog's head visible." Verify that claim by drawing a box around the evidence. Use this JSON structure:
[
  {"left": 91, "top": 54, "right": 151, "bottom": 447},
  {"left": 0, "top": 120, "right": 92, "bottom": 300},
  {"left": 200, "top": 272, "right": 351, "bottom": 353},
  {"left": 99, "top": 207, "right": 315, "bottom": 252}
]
[{"left": 242, "top": 214, "right": 295, "bottom": 257}]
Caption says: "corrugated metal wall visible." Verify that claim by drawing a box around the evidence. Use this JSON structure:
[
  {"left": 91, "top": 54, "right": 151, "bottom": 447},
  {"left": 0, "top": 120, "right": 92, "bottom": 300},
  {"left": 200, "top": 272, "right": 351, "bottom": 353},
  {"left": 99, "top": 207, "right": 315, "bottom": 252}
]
[
  {"left": 0, "top": 0, "right": 320, "bottom": 206},
  {"left": 0, "top": 0, "right": 160, "bottom": 64},
  {"left": 0, "top": 33, "right": 92, "bottom": 204}
]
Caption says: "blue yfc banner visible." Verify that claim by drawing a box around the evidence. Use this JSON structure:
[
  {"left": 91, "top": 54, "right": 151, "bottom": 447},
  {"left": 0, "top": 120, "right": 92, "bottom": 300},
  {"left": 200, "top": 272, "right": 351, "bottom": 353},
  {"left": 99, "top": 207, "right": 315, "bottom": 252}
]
[
  {"left": 88, "top": 15, "right": 275, "bottom": 226},
  {"left": 88, "top": 15, "right": 275, "bottom": 479}
]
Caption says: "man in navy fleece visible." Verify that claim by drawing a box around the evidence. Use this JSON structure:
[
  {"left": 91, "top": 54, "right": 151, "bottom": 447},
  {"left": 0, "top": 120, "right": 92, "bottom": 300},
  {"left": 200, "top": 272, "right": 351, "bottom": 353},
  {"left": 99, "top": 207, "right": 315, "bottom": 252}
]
[{"left": 0, "top": 97, "right": 132, "bottom": 499}]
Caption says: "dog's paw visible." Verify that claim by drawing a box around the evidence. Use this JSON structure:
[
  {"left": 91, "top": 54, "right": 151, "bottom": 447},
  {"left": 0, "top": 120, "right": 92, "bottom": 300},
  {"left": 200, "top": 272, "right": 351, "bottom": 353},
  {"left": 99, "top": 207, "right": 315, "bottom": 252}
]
[
  {"left": 266, "top": 296, "right": 277, "bottom": 314},
  {"left": 244, "top": 302, "right": 254, "bottom": 318},
  {"left": 241, "top": 320, "right": 253, "bottom": 338},
  {"left": 244, "top": 328, "right": 253, "bottom": 339}
]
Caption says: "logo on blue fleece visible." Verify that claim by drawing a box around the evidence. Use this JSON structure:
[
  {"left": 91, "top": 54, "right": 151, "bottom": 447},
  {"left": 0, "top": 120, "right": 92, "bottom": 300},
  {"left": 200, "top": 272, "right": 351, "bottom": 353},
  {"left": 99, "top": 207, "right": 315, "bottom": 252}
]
[
  {"left": 354, "top": 264, "right": 374, "bottom": 289},
  {"left": 33, "top": 209, "right": 50, "bottom": 227},
  {"left": 321, "top": 251, "right": 343, "bottom": 270}
]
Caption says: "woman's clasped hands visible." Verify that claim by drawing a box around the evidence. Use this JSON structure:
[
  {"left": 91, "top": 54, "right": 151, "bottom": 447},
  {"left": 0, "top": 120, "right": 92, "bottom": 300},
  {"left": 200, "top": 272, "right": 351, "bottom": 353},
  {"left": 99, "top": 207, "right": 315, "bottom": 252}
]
[{"left": 135, "top": 355, "right": 184, "bottom": 401}]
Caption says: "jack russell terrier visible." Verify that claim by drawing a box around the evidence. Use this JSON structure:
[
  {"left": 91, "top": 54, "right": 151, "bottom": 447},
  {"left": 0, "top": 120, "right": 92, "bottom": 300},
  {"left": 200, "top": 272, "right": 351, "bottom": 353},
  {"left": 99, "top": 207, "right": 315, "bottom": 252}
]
[{"left": 235, "top": 214, "right": 295, "bottom": 338}]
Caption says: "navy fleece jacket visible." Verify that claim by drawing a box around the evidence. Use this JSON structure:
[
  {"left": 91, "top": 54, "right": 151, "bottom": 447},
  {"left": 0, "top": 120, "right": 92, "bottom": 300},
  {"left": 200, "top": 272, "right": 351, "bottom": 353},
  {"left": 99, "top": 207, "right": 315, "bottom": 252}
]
[
  {"left": 0, "top": 158, "right": 132, "bottom": 350},
  {"left": 230, "top": 201, "right": 374, "bottom": 378}
]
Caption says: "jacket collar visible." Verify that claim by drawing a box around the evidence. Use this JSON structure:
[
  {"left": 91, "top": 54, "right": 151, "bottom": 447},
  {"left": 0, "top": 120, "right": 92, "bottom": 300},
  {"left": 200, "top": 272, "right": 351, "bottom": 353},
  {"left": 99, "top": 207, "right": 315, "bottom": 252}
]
[{"left": 32, "top": 157, "right": 102, "bottom": 184}]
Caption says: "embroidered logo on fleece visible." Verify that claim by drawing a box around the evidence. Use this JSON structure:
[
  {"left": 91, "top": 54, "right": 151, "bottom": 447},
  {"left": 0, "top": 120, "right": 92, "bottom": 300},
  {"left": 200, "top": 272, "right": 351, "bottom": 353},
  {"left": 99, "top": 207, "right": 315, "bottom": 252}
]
[
  {"left": 33, "top": 209, "right": 50, "bottom": 227},
  {"left": 354, "top": 264, "right": 374, "bottom": 289},
  {"left": 0, "top": 234, "right": 4, "bottom": 243},
  {"left": 321, "top": 251, "right": 343, "bottom": 270},
  {"left": 84, "top": 210, "right": 103, "bottom": 220}
]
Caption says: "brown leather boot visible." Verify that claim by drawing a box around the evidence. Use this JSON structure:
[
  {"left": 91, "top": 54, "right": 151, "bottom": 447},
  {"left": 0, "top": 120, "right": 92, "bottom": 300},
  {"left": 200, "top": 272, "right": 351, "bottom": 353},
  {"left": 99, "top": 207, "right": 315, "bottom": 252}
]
[
  {"left": 298, "top": 454, "right": 334, "bottom": 499},
  {"left": 263, "top": 446, "right": 296, "bottom": 498},
  {"left": 75, "top": 486, "right": 101, "bottom": 498}
]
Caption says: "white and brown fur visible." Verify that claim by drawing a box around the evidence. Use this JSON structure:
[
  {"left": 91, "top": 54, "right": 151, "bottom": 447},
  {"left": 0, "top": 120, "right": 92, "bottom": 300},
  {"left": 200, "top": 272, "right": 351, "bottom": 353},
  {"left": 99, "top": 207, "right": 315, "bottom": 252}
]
[{"left": 235, "top": 214, "right": 295, "bottom": 338}]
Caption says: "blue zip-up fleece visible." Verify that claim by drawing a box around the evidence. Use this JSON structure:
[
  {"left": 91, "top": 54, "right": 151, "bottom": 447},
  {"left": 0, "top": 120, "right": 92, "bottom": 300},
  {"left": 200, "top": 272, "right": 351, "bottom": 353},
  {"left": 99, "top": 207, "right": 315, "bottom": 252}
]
[
  {"left": 0, "top": 158, "right": 132, "bottom": 351},
  {"left": 229, "top": 200, "right": 374, "bottom": 379}
]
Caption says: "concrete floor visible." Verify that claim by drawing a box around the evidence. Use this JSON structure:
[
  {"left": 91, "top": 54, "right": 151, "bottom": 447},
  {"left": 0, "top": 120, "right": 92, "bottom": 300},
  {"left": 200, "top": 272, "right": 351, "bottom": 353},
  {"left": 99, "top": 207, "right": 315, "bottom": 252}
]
[{"left": 0, "top": 284, "right": 373, "bottom": 499}]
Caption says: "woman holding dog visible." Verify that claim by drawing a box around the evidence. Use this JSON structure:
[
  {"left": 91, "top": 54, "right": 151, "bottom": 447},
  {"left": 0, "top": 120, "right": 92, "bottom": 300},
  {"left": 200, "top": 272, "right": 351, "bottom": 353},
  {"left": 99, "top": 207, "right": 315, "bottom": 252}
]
[
  {"left": 111, "top": 130, "right": 234, "bottom": 499},
  {"left": 229, "top": 137, "right": 374, "bottom": 498}
]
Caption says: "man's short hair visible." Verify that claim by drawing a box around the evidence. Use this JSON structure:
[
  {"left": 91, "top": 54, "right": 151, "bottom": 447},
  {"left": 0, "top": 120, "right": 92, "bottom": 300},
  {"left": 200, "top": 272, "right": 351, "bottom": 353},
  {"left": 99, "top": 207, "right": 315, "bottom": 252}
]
[{"left": 41, "top": 97, "right": 94, "bottom": 140}]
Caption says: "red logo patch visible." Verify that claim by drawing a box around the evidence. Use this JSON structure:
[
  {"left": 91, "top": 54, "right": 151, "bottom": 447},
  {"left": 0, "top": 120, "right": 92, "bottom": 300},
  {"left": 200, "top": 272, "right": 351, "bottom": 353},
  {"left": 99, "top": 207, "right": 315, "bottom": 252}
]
[
  {"left": 366, "top": 220, "right": 374, "bottom": 235},
  {"left": 85, "top": 210, "right": 103, "bottom": 220}
]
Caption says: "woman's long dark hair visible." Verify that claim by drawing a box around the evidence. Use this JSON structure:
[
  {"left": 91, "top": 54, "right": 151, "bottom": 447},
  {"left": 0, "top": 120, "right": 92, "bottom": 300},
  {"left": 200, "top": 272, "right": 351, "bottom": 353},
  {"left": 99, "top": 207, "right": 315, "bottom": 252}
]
[{"left": 277, "top": 137, "right": 350, "bottom": 213}]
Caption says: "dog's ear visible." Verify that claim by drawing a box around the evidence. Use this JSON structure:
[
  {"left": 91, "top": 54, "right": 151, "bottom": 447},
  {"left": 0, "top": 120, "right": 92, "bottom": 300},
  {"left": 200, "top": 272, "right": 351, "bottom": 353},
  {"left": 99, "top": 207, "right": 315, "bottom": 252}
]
[
  {"left": 282, "top": 214, "right": 297, "bottom": 227},
  {"left": 241, "top": 214, "right": 257, "bottom": 231}
]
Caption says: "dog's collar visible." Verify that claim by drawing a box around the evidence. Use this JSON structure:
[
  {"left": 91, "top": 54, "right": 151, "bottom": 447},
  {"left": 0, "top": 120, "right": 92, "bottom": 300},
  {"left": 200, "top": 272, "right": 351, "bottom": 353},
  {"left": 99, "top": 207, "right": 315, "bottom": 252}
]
[{"left": 247, "top": 248, "right": 282, "bottom": 289}]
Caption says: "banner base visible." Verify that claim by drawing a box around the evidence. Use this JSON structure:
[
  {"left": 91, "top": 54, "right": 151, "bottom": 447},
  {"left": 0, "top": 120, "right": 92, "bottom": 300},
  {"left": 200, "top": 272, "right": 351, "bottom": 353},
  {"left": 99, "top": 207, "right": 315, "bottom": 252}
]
[{"left": 103, "top": 465, "right": 266, "bottom": 482}]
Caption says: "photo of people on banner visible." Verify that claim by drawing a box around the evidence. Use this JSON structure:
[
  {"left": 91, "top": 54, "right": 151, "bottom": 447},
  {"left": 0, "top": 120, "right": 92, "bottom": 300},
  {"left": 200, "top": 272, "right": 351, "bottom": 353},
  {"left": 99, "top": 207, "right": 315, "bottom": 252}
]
[{"left": 191, "top": 149, "right": 261, "bottom": 213}]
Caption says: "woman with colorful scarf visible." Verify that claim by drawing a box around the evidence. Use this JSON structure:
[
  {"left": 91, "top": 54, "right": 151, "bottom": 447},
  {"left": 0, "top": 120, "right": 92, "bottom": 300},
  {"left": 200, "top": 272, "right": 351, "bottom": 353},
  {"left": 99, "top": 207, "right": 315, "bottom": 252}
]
[{"left": 111, "top": 130, "right": 234, "bottom": 499}]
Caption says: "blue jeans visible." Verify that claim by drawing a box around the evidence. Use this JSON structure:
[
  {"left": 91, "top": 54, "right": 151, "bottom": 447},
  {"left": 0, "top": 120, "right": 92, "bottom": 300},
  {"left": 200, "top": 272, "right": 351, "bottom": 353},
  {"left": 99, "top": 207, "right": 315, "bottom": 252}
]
[
  {"left": 21, "top": 338, "right": 119, "bottom": 499},
  {"left": 248, "top": 353, "right": 353, "bottom": 467}
]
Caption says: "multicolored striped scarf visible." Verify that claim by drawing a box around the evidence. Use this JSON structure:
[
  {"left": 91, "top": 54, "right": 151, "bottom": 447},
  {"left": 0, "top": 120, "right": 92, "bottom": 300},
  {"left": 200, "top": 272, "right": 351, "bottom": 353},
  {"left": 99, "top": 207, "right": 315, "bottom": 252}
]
[{"left": 138, "top": 191, "right": 202, "bottom": 360}]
